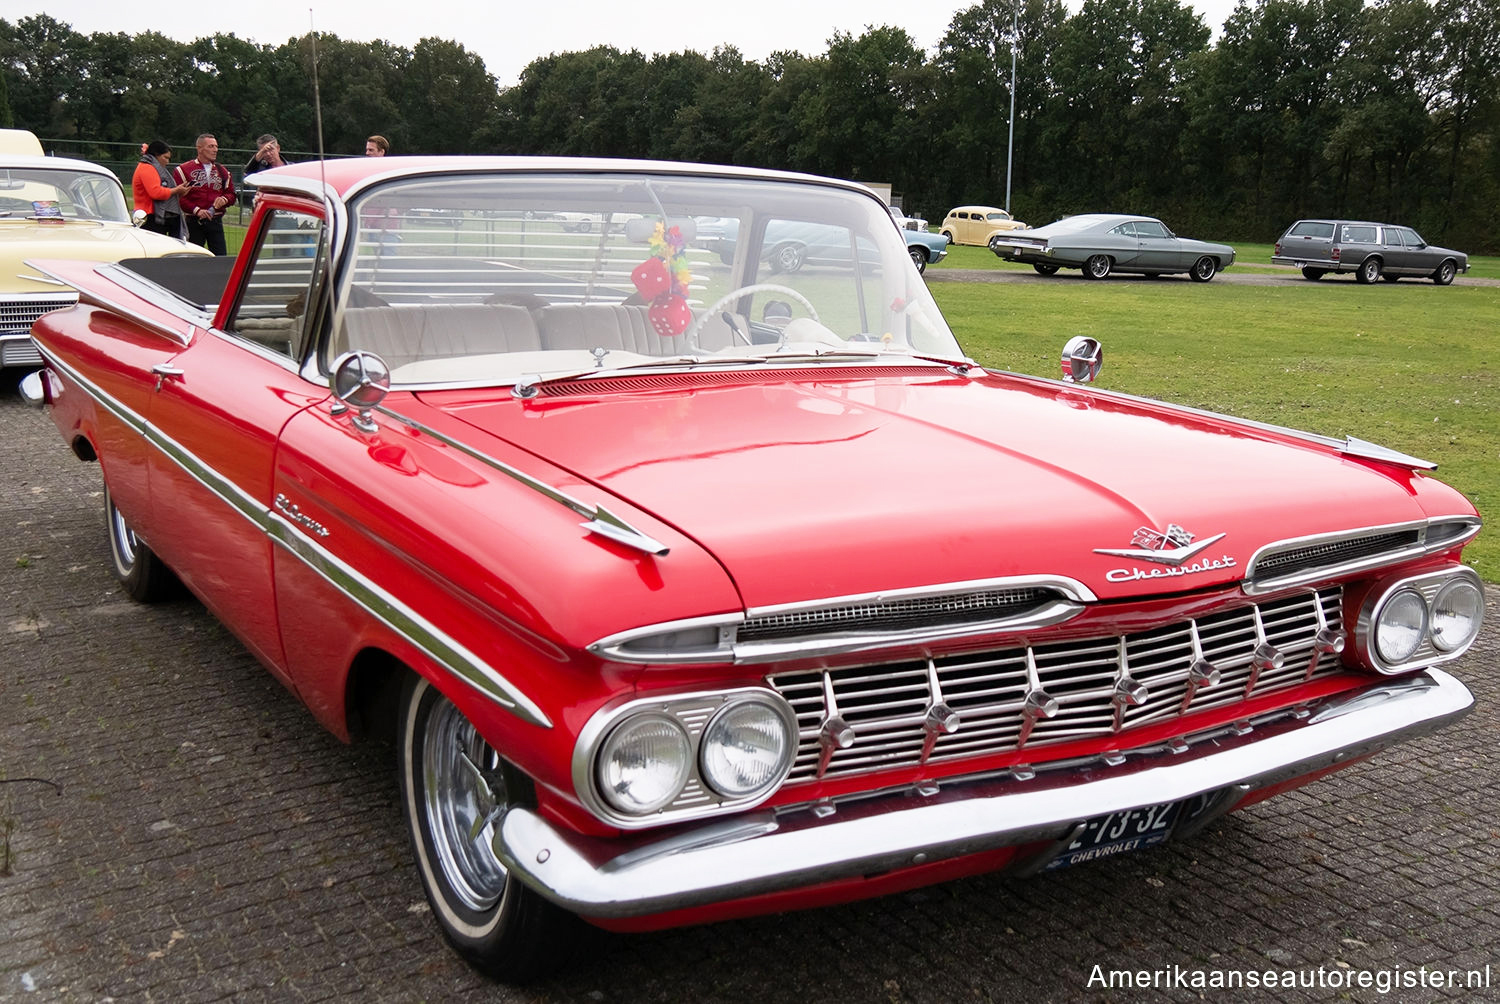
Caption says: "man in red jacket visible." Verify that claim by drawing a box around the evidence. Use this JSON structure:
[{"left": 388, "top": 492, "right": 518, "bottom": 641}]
[{"left": 175, "top": 133, "right": 235, "bottom": 255}]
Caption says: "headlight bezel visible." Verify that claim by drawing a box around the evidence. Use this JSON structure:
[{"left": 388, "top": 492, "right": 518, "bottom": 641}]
[
  {"left": 575, "top": 687, "right": 798, "bottom": 829},
  {"left": 1356, "top": 566, "right": 1485, "bottom": 674}
]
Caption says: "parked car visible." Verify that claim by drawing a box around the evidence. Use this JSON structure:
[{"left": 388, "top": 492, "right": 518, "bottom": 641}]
[
  {"left": 904, "top": 228, "right": 950, "bottom": 273},
  {"left": 0, "top": 137, "right": 209, "bottom": 369},
  {"left": 887, "top": 205, "right": 929, "bottom": 232},
  {"left": 995, "top": 214, "right": 1235, "bottom": 281},
  {"left": 22, "top": 156, "right": 1481, "bottom": 982},
  {"left": 1271, "top": 219, "right": 1469, "bottom": 285},
  {"left": 941, "top": 205, "right": 1028, "bottom": 245}
]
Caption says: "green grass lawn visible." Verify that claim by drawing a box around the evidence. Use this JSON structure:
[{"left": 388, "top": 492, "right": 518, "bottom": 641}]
[{"left": 929, "top": 278, "right": 1500, "bottom": 580}]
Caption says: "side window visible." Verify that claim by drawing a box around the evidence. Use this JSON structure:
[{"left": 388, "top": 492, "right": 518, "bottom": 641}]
[
  {"left": 1396, "top": 228, "right": 1422, "bottom": 247},
  {"left": 1291, "top": 221, "right": 1334, "bottom": 239},
  {"left": 1111, "top": 223, "right": 1136, "bottom": 237},
  {"left": 226, "top": 209, "right": 324, "bottom": 359},
  {"left": 1134, "top": 221, "right": 1169, "bottom": 238},
  {"left": 1341, "top": 225, "right": 1377, "bottom": 243}
]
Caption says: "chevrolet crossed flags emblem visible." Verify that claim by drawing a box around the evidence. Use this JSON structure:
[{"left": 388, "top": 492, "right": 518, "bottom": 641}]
[{"left": 1094, "top": 523, "right": 1227, "bottom": 566}]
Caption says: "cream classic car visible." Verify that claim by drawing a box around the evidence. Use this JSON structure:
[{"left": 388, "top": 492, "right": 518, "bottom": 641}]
[{"left": 1, "top": 138, "right": 208, "bottom": 369}]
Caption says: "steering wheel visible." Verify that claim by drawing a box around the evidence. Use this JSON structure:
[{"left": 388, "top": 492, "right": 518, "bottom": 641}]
[{"left": 684, "top": 283, "right": 820, "bottom": 347}]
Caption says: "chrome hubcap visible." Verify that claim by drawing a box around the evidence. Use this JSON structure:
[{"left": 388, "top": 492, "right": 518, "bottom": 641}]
[
  {"left": 109, "top": 500, "right": 139, "bottom": 570},
  {"left": 422, "top": 695, "right": 509, "bottom": 912}
]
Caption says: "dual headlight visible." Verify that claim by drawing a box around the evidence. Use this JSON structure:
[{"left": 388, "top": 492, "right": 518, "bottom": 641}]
[
  {"left": 581, "top": 690, "right": 798, "bottom": 826},
  {"left": 1359, "top": 567, "right": 1484, "bottom": 673}
]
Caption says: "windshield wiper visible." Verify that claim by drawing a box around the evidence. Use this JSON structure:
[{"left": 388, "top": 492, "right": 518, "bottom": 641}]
[{"left": 511, "top": 355, "right": 770, "bottom": 398}]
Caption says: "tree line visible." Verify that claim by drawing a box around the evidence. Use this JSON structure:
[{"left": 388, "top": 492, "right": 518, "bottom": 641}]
[{"left": 2, "top": 0, "right": 1496, "bottom": 251}]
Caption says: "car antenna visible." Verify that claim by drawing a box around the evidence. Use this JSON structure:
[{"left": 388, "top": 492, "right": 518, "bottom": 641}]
[{"left": 307, "top": 12, "right": 339, "bottom": 338}]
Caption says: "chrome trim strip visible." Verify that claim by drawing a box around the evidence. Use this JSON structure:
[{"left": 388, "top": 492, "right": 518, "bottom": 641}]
[
  {"left": 376, "top": 405, "right": 669, "bottom": 557},
  {"left": 743, "top": 575, "right": 1099, "bottom": 617},
  {"left": 35, "top": 347, "right": 551, "bottom": 728},
  {"left": 1008, "top": 373, "right": 1437, "bottom": 470},
  {"left": 590, "top": 576, "right": 1096, "bottom": 665},
  {"left": 496, "top": 669, "right": 1472, "bottom": 917},
  {"left": 1243, "top": 517, "right": 1482, "bottom": 595},
  {"left": 95, "top": 262, "right": 220, "bottom": 320}
]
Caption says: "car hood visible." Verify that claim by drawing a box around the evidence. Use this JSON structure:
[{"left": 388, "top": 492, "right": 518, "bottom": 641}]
[
  {"left": 2, "top": 222, "right": 207, "bottom": 293},
  {"left": 420, "top": 368, "right": 1456, "bottom": 609}
]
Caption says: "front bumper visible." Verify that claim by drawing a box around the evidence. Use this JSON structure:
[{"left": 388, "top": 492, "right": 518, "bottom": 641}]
[{"left": 496, "top": 669, "right": 1472, "bottom": 918}]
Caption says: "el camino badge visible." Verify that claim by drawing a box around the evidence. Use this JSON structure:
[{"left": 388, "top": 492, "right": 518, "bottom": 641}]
[
  {"left": 1094, "top": 524, "right": 1234, "bottom": 583},
  {"left": 274, "top": 493, "right": 331, "bottom": 539}
]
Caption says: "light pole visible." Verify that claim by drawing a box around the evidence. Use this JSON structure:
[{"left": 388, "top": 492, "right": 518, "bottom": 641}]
[{"left": 1005, "top": 1, "right": 1018, "bottom": 214}]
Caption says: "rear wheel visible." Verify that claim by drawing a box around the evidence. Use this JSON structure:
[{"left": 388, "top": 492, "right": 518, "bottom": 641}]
[
  {"left": 1355, "top": 258, "right": 1382, "bottom": 284},
  {"left": 1189, "top": 256, "right": 1217, "bottom": 282},
  {"left": 1032, "top": 263, "right": 1059, "bottom": 276},
  {"left": 1433, "top": 260, "right": 1457, "bottom": 285},
  {"left": 1301, "top": 267, "right": 1325, "bottom": 281},
  {"left": 769, "top": 242, "right": 805, "bottom": 273},
  {"left": 1084, "top": 254, "right": 1112, "bottom": 280},
  {"left": 105, "top": 482, "right": 178, "bottom": 602},
  {"left": 908, "top": 247, "right": 927, "bottom": 273},
  {"left": 398, "top": 675, "right": 575, "bottom": 981}
]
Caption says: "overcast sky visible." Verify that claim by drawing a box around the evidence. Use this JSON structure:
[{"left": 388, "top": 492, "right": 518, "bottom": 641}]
[{"left": 33, "top": 0, "right": 1242, "bottom": 86}]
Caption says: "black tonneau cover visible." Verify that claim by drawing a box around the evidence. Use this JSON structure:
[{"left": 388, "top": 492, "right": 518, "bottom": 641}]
[{"left": 117, "top": 255, "right": 237, "bottom": 311}]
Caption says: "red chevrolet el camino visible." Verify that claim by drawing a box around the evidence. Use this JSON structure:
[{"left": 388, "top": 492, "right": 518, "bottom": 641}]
[{"left": 22, "top": 157, "right": 1482, "bottom": 981}]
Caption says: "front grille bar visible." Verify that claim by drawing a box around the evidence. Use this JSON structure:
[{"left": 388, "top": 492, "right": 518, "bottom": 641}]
[{"left": 769, "top": 588, "right": 1344, "bottom": 783}]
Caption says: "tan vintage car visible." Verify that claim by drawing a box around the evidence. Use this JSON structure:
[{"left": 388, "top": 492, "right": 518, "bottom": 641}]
[
  {"left": 940, "top": 204, "right": 1028, "bottom": 246},
  {"left": 1, "top": 133, "right": 209, "bottom": 369}
]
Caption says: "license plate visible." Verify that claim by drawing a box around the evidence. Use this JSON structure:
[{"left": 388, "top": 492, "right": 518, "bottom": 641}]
[
  {"left": 1293, "top": 260, "right": 1307, "bottom": 268},
  {"left": 1043, "top": 794, "right": 1214, "bottom": 871}
]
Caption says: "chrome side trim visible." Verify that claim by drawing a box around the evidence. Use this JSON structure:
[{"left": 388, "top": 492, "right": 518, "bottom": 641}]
[
  {"left": 590, "top": 576, "right": 1095, "bottom": 665},
  {"left": 95, "top": 261, "right": 220, "bottom": 320},
  {"left": 36, "top": 348, "right": 551, "bottom": 728},
  {"left": 496, "top": 669, "right": 1472, "bottom": 917},
  {"left": 376, "top": 405, "right": 669, "bottom": 557},
  {"left": 1005, "top": 373, "right": 1437, "bottom": 470},
  {"left": 1243, "top": 517, "right": 1482, "bottom": 595}
]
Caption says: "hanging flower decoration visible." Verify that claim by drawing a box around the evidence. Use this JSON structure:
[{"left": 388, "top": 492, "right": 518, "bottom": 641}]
[{"left": 631, "top": 222, "right": 693, "bottom": 337}]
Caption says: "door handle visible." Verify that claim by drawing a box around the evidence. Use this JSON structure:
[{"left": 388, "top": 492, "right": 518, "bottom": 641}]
[{"left": 151, "top": 364, "right": 184, "bottom": 392}]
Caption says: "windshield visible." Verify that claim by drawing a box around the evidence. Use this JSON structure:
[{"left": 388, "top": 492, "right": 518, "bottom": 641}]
[
  {"left": 0, "top": 167, "right": 130, "bottom": 222},
  {"left": 331, "top": 171, "right": 964, "bottom": 386}
]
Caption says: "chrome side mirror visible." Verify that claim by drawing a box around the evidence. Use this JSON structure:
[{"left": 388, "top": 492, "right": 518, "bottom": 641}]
[
  {"left": 330, "top": 351, "right": 390, "bottom": 433},
  {"left": 1060, "top": 336, "right": 1103, "bottom": 384},
  {"left": 132, "top": 209, "right": 147, "bottom": 228}
]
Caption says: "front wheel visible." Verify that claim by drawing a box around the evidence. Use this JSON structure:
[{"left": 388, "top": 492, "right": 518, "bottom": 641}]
[
  {"left": 1189, "top": 256, "right": 1217, "bottom": 282},
  {"left": 105, "top": 482, "right": 178, "bottom": 602},
  {"left": 1084, "top": 254, "right": 1112, "bottom": 280},
  {"left": 1032, "top": 263, "right": 1059, "bottom": 276},
  {"left": 399, "top": 675, "right": 575, "bottom": 981},
  {"left": 1355, "top": 257, "right": 1382, "bottom": 284},
  {"left": 1432, "top": 260, "right": 1456, "bottom": 285},
  {"left": 908, "top": 247, "right": 927, "bottom": 273}
]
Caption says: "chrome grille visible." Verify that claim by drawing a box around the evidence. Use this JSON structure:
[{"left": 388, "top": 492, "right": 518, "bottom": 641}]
[
  {"left": 1, "top": 337, "right": 43, "bottom": 367},
  {"left": 769, "top": 588, "right": 1343, "bottom": 782},
  {"left": 1253, "top": 531, "right": 1419, "bottom": 580},
  {"left": 0, "top": 298, "right": 76, "bottom": 336},
  {"left": 740, "top": 588, "right": 1052, "bottom": 642}
]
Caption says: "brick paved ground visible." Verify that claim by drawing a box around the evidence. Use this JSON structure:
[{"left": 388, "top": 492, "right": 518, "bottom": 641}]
[{"left": 2, "top": 372, "right": 1496, "bottom": 1003}]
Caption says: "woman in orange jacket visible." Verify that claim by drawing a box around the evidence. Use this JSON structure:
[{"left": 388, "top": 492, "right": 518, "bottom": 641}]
[{"left": 132, "top": 140, "right": 189, "bottom": 238}]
